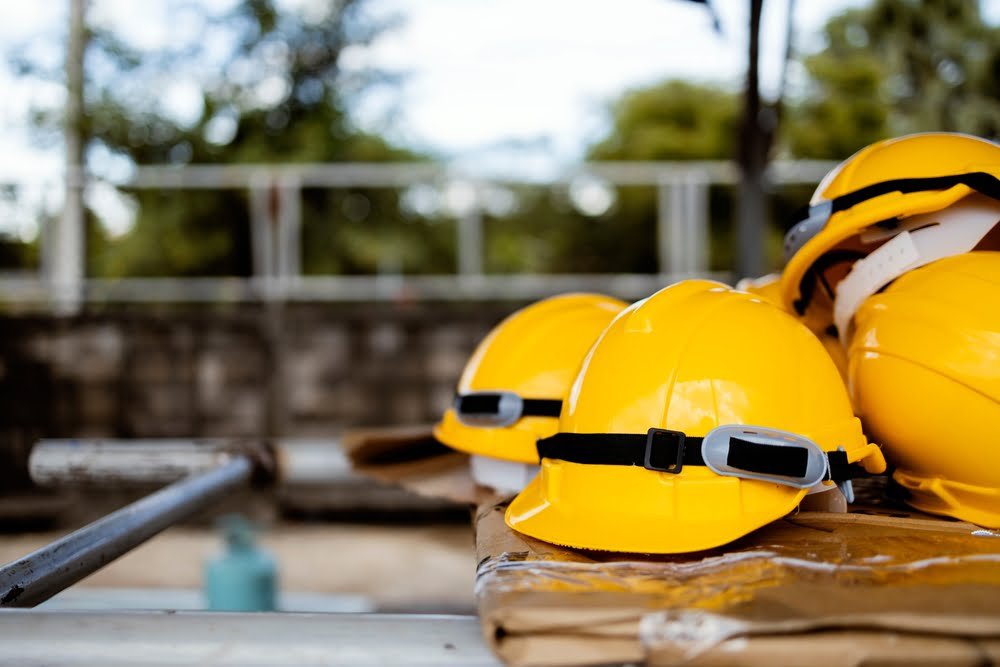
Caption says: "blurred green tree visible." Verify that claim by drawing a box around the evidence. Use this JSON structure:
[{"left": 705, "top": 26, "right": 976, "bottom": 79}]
[
  {"left": 786, "top": 0, "right": 999, "bottom": 159},
  {"left": 480, "top": 81, "right": 742, "bottom": 275},
  {"left": 15, "top": 0, "right": 447, "bottom": 277},
  {"left": 544, "top": 80, "right": 743, "bottom": 273},
  {"left": 589, "top": 80, "right": 740, "bottom": 162},
  {"left": 12, "top": 0, "right": 998, "bottom": 278},
  {"left": 0, "top": 186, "right": 39, "bottom": 271},
  {"left": 573, "top": 1, "right": 999, "bottom": 272}
]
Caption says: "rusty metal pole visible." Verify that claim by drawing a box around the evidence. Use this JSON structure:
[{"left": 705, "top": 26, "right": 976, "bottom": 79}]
[{"left": 0, "top": 456, "right": 255, "bottom": 608}]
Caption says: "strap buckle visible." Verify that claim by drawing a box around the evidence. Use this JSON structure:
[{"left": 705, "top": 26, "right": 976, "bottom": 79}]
[{"left": 643, "top": 428, "right": 686, "bottom": 474}]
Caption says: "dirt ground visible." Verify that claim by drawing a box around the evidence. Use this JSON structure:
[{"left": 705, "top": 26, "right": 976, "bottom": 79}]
[{"left": 0, "top": 522, "right": 476, "bottom": 613}]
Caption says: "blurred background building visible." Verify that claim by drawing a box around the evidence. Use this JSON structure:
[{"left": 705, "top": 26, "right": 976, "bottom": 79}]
[{"left": 0, "top": 0, "right": 997, "bottom": 612}]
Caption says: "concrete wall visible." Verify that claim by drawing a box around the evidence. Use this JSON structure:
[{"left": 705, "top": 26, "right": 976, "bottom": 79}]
[{"left": 0, "top": 302, "right": 515, "bottom": 491}]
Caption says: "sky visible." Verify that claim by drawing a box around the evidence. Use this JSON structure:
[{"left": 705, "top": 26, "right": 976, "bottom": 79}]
[
  {"left": 349, "top": 0, "right": 870, "bottom": 169},
  {"left": 1, "top": 0, "right": 997, "bottom": 237},
  {"left": 0, "top": 0, "right": 880, "bottom": 176}
]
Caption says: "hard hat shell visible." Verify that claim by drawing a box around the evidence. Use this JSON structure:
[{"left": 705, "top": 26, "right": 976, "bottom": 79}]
[
  {"left": 780, "top": 132, "right": 1000, "bottom": 330},
  {"left": 848, "top": 251, "right": 1000, "bottom": 527},
  {"left": 506, "top": 280, "right": 884, "bottom": 553},
  {"left": 434, "top": 293, "right": 627, "bottom": 464},
  {"left": 739, "top": 273, "right": 849, "bottom": 380}
]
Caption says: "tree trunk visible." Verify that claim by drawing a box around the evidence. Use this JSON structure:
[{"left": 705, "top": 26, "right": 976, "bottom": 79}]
[{"left": 736, "top": 0, "right": 768, "bottom": 279}]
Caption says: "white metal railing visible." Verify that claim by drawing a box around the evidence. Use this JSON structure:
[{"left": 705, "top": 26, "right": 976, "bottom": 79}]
[
  {"left": 0, "top": 160, "right": 837, "bottom": 310},
  {"left": 0, "top": 272, "right": 731, "bottom": 304}
]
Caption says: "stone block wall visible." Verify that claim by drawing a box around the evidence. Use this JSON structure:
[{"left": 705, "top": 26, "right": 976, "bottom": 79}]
[{"left": 0, "top": 301, "right": 513, "bottom": 489}]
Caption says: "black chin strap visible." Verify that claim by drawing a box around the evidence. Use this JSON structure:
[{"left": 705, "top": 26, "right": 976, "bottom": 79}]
[
  {"left": 828, "top": 172, "right": 1000, "bottom": 215},
  {"left": 521, "top": 399, "right": 563, "bottom": 418},
  {"left": 455, "top": 394, "right": 562, "bottom": 418},
  {"left": 536, "top": 429, "right": 868, "bottom": 483},
  {"left": 537, "top": 431, "right": 704, "bottom": 473}
]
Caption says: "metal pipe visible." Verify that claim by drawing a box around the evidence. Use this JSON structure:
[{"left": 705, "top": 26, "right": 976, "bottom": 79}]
[
  {"left": 29, "top": 439, "right": 236, "bottom": 487},
  {"left": 31, "top": 438, "right": 349, "bottom": 488},
  {"left": 0, "top": 456, "right": 254, "bottom": 608},
  {"left": 29, "top": 437, "right": 464, "bottom": 514}
]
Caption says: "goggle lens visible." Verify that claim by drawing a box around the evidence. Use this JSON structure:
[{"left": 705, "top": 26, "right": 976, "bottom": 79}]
[
  {"left": 702, "top": 425, "right": 829, "bottom": 489},
  {"left": 454, "top": 392, "right": 524, "bottom": 427}
]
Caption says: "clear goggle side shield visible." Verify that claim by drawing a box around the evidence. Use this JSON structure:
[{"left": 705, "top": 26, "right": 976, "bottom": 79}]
[
  {"left": 454, "top": 391, "right": 525, "bottom": 428},
  {"left": 702, "top": 425, "right": 829, "bottom": 489},
  {"left": 783, "top": 200, "right": 833, "bottom": 262}
]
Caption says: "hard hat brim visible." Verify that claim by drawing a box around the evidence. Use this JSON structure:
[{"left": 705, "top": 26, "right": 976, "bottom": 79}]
[
  {"left": 505, "top": 462, "right": 807, "bottom": 554},
  {"left": 893, "top": 470, "right": 1000, "bottom": 528},
  {"left": 433, "top": 409, "right": 546, "bottom": 464},
  {"left": 781, "top": 184, "right": 974, "bottom": 314}
]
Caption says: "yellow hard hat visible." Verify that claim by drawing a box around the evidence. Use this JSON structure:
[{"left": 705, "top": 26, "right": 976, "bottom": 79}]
[
  {"left": 780, "top": 132, "right": 1000, "bottom": 334},
  {"left": 737, "top": 273, "right": 849, "bottom": 380},
  {"left": 848, "top": 252, "right": 1000, "bottom": 527},
  {"left": 434, "top": 293, "right": 627, "bottom": 465},
  {"left": 506, "top": 280, "right": 885, "bottom": 554}
]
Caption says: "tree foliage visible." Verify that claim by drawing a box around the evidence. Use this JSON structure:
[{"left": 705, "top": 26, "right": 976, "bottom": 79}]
[
  {"left": 8, "top": 0, "right": 999, "bottom": 277},
  {"left": 14, "top": 0, "right": 441, "bottom": 277},
  {"left": 590, "top": 80, "right": 740, "bottom": 161},
  {"left": 576, "top": 0, "right": 999, "bottom": 271},
  {"left": 107, "top": 0, "right": 439, "bottom": 277},
  {"left": 574, "top": 80, "right": 742, "bottom": 272},
  {"left": 786, "top": 0, "right": 999, "bottom": 159}
]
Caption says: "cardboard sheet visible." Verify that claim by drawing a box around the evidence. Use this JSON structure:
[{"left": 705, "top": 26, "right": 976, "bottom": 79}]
[
  {"left": 342, "top": 428, "right": 1000, "bottom": 666},
  {"left": 341, "top": 424, "right": 502, "bottom": 505},
  {"left": 475, "top": 496, "right": 1000, "bottom": 666}
]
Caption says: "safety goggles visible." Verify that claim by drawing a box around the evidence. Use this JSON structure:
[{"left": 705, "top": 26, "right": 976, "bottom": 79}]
[
  {"left": 454, "top": 392, "right": 562, "bottom": 428},
  {"left": 536, "top": 425, "right": 867, "bottom": 489},
  {"left": 783, "top": 171, "right": 1000, "bottom": 263}
]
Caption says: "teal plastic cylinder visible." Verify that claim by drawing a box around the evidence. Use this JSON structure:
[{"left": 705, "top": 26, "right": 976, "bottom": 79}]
[{"left": 204, "top": 515, "right": 277, "bottom": 612}]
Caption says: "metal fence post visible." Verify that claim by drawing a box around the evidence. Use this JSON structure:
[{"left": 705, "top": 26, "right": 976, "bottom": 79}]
[
  {"left": 249, "top": 173, "right": 275, "bottom": 285},
  {"left": 277, "top": 175, "right": 302, "bottom": 285},
  {"left": 664, "top": 176, "right": 687, "bottom": 276},
  {"left": 457, "top": 185, "right": 483, "bottom": 276},
  {"left": 657, "top": 171, "right": 710, "bottom": 277},
  {"left": 656, "top": 177, "right": 671, "bottom": 277},
  {"left": 683, "top": 173, "right": 710, "bottom": 275}
]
